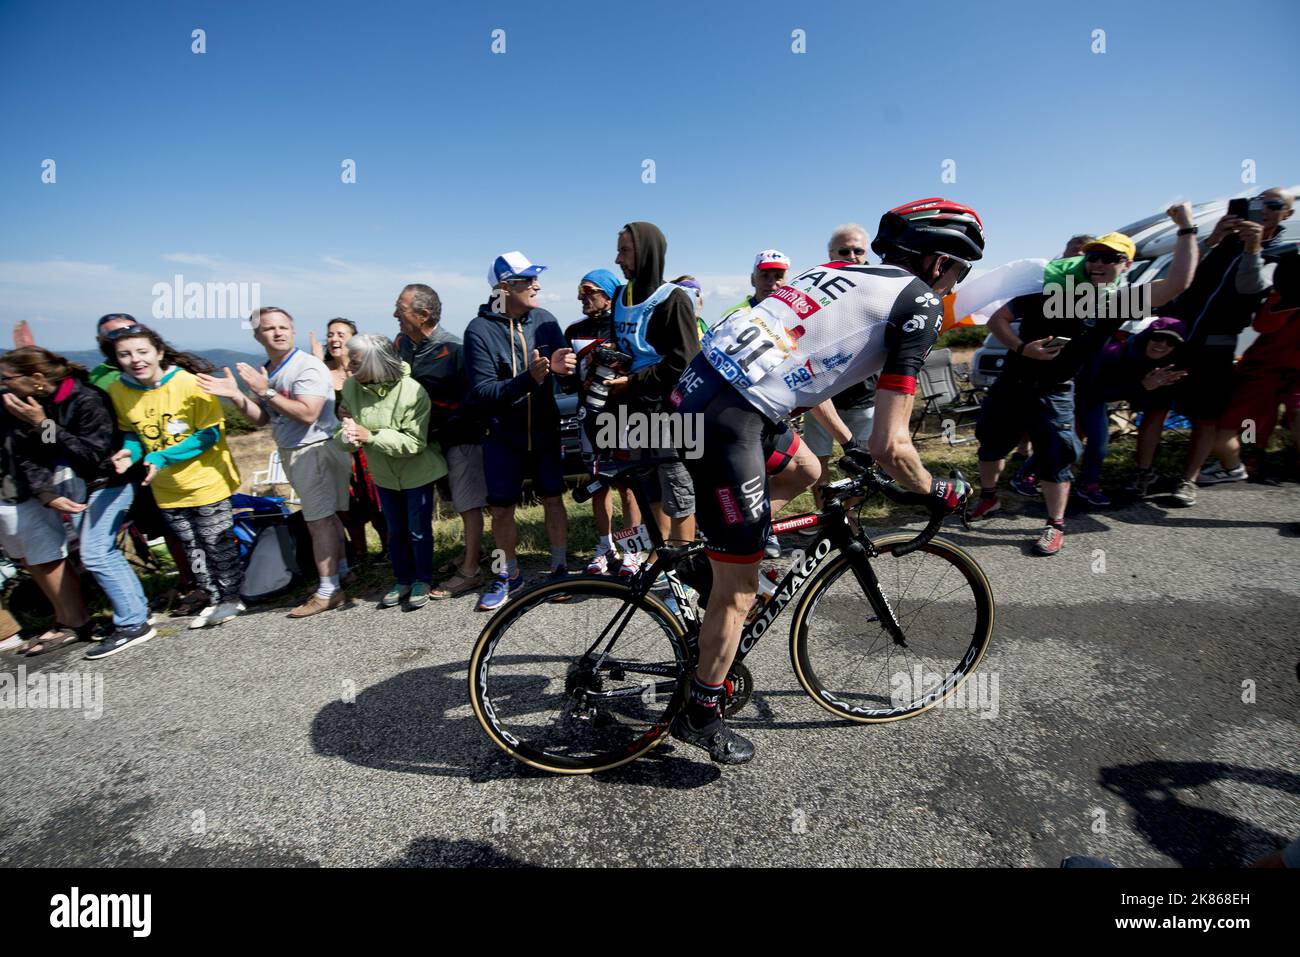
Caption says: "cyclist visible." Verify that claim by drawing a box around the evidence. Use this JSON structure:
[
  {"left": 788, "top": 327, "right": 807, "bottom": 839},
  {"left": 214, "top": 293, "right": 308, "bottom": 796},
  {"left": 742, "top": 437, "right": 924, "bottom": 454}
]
[{"left": 667, "top": 198, "right": 984, "bottom": 764}]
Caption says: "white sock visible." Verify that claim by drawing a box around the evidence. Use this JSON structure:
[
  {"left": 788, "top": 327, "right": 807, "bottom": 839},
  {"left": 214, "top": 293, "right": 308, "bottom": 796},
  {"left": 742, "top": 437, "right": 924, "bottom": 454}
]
[
  {"left": 317, "top": 574, "right": 340, "bottom": 598},
  {"left": 597, "top": 534, "right": 613, "bottom": 552}
]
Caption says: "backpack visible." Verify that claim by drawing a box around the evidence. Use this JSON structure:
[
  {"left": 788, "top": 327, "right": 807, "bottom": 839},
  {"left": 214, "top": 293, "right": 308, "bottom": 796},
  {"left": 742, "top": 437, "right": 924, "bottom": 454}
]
[{"left": 231, "top": 494, "right": 313, "bottom": 602}]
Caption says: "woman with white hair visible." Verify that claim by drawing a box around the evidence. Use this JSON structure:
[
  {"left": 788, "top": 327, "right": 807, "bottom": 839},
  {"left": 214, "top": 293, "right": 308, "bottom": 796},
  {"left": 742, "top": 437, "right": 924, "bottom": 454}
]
[{"left": 335, "top": 334, "right": 447, "bottom": 609}]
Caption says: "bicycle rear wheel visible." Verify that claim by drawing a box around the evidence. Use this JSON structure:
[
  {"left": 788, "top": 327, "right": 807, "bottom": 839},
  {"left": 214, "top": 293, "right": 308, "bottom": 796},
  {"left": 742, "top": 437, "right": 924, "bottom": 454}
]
[
  {"left": 789, "top": 534, "right": 994, "bottom": 722},
  {"left": 468, "top": 577, "right": 690, "bottom": 774}
]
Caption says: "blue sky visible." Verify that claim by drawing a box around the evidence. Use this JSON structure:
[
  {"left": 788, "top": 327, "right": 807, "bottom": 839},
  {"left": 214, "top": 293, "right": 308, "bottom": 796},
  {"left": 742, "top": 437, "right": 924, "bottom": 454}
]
[{"left": 2, "top": 0, "right": 1297, "bottom": 351}]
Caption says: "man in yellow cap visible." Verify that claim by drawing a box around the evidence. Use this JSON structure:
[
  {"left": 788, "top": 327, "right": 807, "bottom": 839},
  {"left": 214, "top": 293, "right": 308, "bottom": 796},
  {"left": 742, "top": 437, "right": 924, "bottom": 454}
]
[{"left": 970, "top": 203, "right": 1198, "bottom": 555}]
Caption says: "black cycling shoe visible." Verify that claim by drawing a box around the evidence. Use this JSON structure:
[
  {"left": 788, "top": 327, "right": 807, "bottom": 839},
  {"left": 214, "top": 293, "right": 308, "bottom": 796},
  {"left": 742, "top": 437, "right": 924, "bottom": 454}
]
[{"left": 668, "top": 712, "right": 755, "bottom": 765}]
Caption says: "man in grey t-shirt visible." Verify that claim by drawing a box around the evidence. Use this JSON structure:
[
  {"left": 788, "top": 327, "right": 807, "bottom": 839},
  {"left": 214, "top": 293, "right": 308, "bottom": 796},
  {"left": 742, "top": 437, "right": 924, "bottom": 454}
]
[{"left": 199, "top": 307, "right": 353, "bottom": 618}]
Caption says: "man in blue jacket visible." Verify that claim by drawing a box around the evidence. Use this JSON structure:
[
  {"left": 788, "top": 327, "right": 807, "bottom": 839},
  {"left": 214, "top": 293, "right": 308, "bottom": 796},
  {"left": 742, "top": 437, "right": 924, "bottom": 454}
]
[{"left": 465, "top": 251, "right": 577, "bottom": 610}]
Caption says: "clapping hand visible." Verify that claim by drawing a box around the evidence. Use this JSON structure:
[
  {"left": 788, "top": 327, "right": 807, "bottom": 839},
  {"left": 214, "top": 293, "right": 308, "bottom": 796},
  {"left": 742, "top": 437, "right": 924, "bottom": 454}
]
[
  {"left": 550, "top": 347, "right": 577, "bottom": 376},
  {"left": 197, "top": 367, "right": 242, "bottom": 399},
  {"left": 529, "top": 349, "right": 550, "bottom": 383},
  {"left": 235, "top": 362, "right": 269, "bottom": 394},
  {"left": 342, "top": 416, "right": 370, "bottom": 445}
]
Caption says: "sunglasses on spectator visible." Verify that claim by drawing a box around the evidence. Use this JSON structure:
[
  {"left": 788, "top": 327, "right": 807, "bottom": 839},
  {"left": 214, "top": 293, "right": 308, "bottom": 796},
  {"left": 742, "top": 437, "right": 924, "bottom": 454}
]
[
  {"left": 1149, "top": 334, "right": 1181, "bottom": 345},
  {"left": 102, "top": 324, "right": 147, "bottom": 340},
  {"left": 1254, "top": 199, "right": 1287, "bottom": 211},
  {"left": 835, "top": 247, "right": 867, "bottom": 258},
  {"left": 1085, "top": 250, "right": 1127, "bottom": 265},
  {"left": 505, "top": 276, "right": 540, "bottom": 288}
]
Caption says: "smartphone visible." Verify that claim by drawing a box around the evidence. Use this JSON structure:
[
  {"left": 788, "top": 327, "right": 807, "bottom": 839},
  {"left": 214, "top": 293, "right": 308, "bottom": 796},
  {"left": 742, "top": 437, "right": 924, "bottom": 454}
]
[
  {"left": 1227, "top": 198, "right": 1250, "bottom": 219},
  {"left": 1046, "top": 337, "right": 1072, "bottom": 348}
]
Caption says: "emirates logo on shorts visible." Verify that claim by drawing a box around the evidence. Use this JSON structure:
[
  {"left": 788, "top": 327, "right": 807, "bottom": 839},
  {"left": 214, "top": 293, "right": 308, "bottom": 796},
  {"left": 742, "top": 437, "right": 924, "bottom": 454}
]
[{"left": 716, "top": 487, "right": 743, "bottom": 525}]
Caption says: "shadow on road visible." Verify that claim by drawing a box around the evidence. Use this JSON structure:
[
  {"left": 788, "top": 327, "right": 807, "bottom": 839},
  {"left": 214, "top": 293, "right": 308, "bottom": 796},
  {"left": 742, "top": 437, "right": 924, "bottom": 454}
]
[
  {"left": 381, "top": 835, "right": 535, "bottom": 867},
  {"left": 1099, "top": 761, "right": 1300, "bottom": 867},
  {"left": 309, "top": 660, "right": 720, "bottom": 789}
]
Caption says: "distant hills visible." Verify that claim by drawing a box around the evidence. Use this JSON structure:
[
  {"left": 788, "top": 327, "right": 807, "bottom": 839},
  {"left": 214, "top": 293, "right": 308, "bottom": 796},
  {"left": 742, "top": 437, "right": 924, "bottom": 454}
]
[{"left": 60, "top": 349, "right": 267, "bottom": 373}]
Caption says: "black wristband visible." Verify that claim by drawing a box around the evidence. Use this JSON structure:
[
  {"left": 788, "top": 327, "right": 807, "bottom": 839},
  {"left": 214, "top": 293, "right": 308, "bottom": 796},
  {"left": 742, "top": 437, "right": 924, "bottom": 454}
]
[
  {"left": 1177, "top": 226, "right": 1197, "bottom": 236},
  {"left": 1015, "top": 341, "right": 1025, "bottom": 355}
]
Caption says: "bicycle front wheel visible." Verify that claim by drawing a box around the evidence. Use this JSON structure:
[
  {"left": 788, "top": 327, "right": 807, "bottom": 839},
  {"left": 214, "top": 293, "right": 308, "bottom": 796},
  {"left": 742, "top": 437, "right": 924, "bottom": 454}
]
[
  {"left": 468, "top": 577, "right": 690, "bottom": 774},
  {"left": 789, "top": 534, "right": 994, "bottom": 723}
]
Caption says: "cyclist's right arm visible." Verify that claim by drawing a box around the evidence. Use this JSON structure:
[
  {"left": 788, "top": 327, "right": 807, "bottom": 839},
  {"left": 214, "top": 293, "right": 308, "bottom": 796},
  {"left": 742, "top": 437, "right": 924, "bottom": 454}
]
[{"left": 866, "top": 278, "right": 942, "bottom": 494}]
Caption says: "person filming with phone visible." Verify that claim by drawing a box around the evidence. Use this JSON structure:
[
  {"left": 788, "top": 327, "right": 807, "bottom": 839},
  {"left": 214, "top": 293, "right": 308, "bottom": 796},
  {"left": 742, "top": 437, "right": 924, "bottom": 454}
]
[{"left": 971, "top": 203, "right": 1198, "bottom": 554}]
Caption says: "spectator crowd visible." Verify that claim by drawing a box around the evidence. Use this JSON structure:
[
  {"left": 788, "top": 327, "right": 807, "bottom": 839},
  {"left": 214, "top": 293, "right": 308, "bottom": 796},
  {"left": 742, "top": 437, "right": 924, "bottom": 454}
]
[{"left": 1, "top": 191, "right": 1296, "bottom": 657}]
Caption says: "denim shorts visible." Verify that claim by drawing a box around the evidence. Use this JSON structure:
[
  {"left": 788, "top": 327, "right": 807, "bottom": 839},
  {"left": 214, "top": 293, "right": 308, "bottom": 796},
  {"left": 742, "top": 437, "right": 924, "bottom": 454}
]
[{"left": 976, "top": 380, "right": 1081, "bottom": 483}]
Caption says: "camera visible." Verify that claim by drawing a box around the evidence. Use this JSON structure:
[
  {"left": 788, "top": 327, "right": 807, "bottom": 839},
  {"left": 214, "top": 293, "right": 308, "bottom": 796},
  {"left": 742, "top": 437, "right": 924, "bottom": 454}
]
[{"left": 586, "top": 345, "right": 632, "bottom": 412}]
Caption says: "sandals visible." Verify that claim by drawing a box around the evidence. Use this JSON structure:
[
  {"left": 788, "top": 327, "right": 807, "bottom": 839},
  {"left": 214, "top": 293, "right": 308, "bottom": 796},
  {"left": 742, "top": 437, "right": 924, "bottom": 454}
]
[{"left": 22, "top": 626, "right": 83, "bottom": 657}]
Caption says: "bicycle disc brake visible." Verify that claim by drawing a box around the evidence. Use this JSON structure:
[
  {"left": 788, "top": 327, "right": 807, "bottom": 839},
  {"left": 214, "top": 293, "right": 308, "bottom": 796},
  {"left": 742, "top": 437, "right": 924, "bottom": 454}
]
[{"left": 722, "top": 662, "right": 754, "bottom": 718}]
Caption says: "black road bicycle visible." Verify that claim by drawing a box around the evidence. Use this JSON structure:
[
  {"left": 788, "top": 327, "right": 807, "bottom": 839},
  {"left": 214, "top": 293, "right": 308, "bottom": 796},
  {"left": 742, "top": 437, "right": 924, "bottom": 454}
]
[{"left": 469, "top": 448, "right": 995, "bottom": 774}]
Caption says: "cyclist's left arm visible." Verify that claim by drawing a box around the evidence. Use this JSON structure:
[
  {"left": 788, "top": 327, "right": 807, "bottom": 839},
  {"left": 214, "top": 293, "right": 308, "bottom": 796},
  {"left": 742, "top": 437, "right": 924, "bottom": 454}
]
[
  {"left": 808, "top": 399, "right": 851, "bottom": 443},
  {"left": 867, "top": 281, "right": 942, "bottom": 494}
]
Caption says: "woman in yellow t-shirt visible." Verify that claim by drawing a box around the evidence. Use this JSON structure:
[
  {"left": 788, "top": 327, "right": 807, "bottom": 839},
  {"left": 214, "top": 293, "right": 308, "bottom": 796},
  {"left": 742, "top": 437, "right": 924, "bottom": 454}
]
[{"left": 106, "top": 325, "right": 244, "bottom": 629}]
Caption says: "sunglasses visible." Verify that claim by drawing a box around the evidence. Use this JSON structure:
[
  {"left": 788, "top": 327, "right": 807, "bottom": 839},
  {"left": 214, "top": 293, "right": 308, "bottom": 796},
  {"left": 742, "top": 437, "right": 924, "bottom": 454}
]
[
  {"left": 1085, "top": 250, "right": 1127, "bottom": 265},
  {"left": 1255, "top": 199, "right": 1287, "bottom": 211},
  {"left": 505, "top": 276, "right": 540, "bottom": 287},
  {"left": 835, "top": 247, "right": 867, "bottom": 258},
  {"left": 1149, "top": 334, "right": 1181, "bottom": 345},
  {"left": 941, "top": 254, "right": 972, "bottom": 283},
  {"left": 102, "top": 324, "right": 147, "bottom": 340}
]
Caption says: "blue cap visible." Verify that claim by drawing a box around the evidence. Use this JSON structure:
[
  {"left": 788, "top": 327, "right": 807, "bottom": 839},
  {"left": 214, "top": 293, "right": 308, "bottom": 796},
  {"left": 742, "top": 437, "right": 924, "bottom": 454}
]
[{"left": 580, "top": 268, "right": 621, "bottom": 300}]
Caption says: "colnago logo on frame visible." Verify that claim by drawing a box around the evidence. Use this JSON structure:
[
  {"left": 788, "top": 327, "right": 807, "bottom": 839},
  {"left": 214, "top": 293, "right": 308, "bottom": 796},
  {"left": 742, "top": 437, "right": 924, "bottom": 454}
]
[{"left": 49, "top": 887, "right": 151, "bottom": 937}]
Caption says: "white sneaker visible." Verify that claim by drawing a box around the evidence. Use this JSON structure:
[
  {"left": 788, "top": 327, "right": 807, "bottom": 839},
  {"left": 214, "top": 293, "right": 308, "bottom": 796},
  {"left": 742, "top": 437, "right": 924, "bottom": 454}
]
[
  {"left": 1197, "top": 463, "right": 1248, "bottom": 485},
  {"left": 618, "top": 551, "right": 643, "bottom": 578},
  {"left": 585, "top": 551, "right": 610, "bottom": 576},
  {"left": 188, "top": 604, "right": 217, "bottom": 630},
  {"left": 207, "top": 599, "right": 246, "bottom": 627}
]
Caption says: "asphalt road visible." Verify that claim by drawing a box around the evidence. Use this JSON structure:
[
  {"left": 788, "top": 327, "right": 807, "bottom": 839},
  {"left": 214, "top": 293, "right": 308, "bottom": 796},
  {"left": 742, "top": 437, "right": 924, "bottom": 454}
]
[{"left": 2, "top": 479, "right": 1298, "bottom": 868}]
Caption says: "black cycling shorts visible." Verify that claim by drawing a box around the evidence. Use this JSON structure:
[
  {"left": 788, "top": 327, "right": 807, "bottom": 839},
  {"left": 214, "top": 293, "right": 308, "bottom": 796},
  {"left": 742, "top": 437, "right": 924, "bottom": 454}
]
[{"left": 670, "top": 354, "right": 799, "bottom": 563}]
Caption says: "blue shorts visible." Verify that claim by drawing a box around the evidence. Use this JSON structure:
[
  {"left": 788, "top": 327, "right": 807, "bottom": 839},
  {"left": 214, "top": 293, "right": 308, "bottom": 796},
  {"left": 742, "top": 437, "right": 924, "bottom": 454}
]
[
  {"left": 975, "top": 379, "right": 1081, "bottom": 484},
  {"left": 482, "top": 437, "right": 566, "bottom": 507}
]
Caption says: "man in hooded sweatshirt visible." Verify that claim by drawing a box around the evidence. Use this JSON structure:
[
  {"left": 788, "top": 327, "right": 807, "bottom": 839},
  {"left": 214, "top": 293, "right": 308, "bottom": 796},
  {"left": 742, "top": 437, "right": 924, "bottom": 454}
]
[
  {"left": 603, "top": 222, "right": 701, "bottom": 549},
  {"left": 464, "top": 251, "right": 577, "bottom": 611}
]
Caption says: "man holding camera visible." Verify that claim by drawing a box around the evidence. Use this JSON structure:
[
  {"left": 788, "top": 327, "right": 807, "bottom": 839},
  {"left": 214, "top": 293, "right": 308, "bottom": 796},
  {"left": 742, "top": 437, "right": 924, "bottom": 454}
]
[
  {"left": 464, "top": 252, "right": 577, "bottom": 611},
  {"left": 604, "top": 222, "right": 701, "bottom": 549},
  {"left": 566, "top": 268, "right": 644, "bottom": 576}
]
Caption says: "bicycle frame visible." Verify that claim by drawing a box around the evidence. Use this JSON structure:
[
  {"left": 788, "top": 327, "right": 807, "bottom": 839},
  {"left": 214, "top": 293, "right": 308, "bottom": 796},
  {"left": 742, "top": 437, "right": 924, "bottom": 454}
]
[{"left": 575, "top": 475, "right": 908, "bottom": 699}]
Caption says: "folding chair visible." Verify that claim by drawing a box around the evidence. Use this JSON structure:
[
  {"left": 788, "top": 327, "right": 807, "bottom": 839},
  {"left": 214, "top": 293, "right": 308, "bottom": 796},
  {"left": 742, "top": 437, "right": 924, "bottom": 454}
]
[
  {"left": 250, "top": 449, "right": 300, "bottom": 504},
  {"left": 911, "top": 348, "right": 983, "bottom": 444}
]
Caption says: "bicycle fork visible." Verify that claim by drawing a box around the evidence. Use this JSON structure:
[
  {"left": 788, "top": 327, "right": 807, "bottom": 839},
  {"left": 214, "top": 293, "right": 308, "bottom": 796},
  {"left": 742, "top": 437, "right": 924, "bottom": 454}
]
[{"left": 843, "top": 539, "right": 908, "bottom": 647}]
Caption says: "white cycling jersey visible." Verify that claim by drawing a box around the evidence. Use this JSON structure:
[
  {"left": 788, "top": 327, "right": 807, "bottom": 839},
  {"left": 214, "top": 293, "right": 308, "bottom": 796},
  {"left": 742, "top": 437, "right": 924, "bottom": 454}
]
[{"left": 701, "top": 263, "right": 944, "bottom": 422}]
